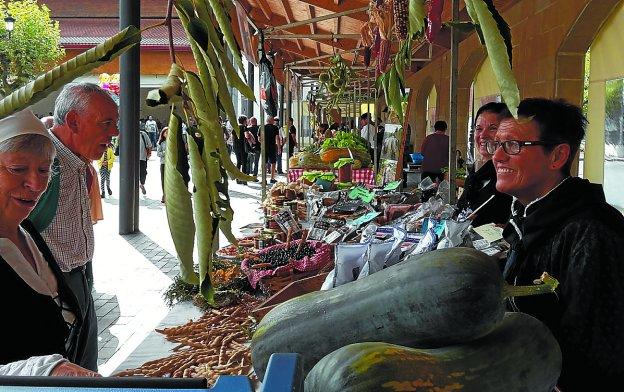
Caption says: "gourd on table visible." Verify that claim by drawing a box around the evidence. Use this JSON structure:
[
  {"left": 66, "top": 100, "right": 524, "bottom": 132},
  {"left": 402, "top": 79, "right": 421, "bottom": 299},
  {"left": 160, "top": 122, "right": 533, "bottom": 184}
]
[
  {"left": 305, "top": 312, "right": 562, "bottom": 392},
  {"left": 251, "top": 247, "right": 558, "bottom": 377}
]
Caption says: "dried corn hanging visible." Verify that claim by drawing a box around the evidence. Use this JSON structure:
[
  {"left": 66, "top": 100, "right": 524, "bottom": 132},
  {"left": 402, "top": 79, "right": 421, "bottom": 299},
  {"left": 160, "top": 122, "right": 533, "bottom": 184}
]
[{"left": 394, "top": 0, "right": 409, "bottom": 40}]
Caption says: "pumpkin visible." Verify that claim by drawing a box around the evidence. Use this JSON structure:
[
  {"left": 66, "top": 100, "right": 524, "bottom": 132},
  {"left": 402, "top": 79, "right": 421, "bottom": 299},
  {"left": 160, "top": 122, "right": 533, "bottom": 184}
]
[
  {"left": 250, "top": 248, "right": 558, "bottom": 378},
  {"left": 305, "top": 312, "right": 562, "bottom": 392}
]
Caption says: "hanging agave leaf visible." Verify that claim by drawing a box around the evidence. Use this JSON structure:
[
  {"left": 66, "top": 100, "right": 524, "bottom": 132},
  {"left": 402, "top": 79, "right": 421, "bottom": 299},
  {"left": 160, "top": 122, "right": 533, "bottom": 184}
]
[
  {"left": 146, "top": 63, "right": 184, "bottom": 107},
  {"left": 164, "top": 110, "right": 198, "bottom": 285},
  {"left": 465, "top": 0, "right": 519, "bottom": 115},
  {"left": 0, "top": 26, "right": 141, "bottom": 118}
]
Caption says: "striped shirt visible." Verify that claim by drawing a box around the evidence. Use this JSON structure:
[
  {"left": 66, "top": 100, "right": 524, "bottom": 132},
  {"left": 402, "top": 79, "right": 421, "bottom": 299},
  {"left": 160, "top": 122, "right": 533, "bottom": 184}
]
[{"left": 40, "top": 132, "right": 94, "bottom": 272}]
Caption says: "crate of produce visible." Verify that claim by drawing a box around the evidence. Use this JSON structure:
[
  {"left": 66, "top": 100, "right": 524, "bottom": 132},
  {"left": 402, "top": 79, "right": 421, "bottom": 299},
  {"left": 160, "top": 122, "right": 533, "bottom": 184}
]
[{"left": 241, "top": 240, "right": 333, "bottom": 293}]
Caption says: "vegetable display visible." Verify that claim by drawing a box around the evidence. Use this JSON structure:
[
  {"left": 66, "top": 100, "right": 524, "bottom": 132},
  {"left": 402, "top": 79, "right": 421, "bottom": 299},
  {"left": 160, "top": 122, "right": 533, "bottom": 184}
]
[
  {"left": 305, "top": 312, "right": 562, "bottom": 392},
  {"left": 151, "top": 0, "right": 256, "bottom": 303},
  {"left": 251, "top": 247, "right": 559, "bottom": 377},
  {"left": 115, "top": 295, "right": 261, "bottom": 385},
  {"left": 321, "top": 131, "right": 369, "bottom": 151}
]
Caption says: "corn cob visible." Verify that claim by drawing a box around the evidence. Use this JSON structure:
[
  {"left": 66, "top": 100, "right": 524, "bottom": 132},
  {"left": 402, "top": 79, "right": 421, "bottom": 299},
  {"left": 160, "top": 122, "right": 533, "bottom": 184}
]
[
  {"left": 394, "top": 0, "right": 408, "bottom": 40},
  {"left": 377, "top": 38, "right": 391, "bottom": 73},
  {"left": 371, "top": 28, "right": 381, "bottom": 59}
]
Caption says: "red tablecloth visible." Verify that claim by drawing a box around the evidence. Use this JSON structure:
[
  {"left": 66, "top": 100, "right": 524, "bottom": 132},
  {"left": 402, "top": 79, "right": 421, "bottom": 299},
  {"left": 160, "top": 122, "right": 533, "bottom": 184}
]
[{"left": 288, "top": 168, "right": 375, "bottom": 185}]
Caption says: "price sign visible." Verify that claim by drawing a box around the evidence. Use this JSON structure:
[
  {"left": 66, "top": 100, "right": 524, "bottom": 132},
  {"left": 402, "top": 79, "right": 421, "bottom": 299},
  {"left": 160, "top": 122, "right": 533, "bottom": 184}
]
[
  {"left": 383, "top": 180, "right": 402, "bottom": 191},
  {"left": 348, "top": 186, "right": 374, "bottom": 203}
]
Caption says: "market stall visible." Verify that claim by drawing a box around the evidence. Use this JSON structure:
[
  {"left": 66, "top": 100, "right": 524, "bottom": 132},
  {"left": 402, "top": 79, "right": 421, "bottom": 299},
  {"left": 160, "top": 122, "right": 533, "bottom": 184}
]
[{"left": 0, "top": 0, "right": 568, "bottom": 389}]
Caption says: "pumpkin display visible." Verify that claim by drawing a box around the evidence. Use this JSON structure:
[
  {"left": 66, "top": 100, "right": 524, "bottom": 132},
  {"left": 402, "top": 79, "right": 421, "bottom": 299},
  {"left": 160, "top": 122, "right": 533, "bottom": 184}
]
[
  {"left": 305, "top": 312, "right": 562, "bottom": 392},
  {"left": 320, "top": 148, "right": 371, "bottom": 167},
  {"left": 250, "top": 248, "right": 558, "bottom": 378}
]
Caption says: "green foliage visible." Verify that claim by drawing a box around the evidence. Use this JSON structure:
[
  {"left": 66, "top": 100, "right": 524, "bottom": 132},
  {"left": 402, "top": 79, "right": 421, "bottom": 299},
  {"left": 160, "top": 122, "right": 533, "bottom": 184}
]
[
  {"left": 321, "top": 131, "right": 368, "bottom": 151},
  {"left": 0, "top": 0, "right": 64, "bottom": 98}
]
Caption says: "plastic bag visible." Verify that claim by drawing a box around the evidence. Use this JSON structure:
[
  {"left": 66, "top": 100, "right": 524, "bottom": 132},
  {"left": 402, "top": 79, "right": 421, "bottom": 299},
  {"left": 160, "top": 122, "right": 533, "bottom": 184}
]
[{"left": 333, "top": 243, "right": 369, "bottom": 287}]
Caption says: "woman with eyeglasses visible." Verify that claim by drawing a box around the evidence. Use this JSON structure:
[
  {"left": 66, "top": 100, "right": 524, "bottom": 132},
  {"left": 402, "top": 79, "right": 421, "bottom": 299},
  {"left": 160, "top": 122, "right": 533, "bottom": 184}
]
[{"left": 456, "top": 102, "right": 513, "bottom": 227}]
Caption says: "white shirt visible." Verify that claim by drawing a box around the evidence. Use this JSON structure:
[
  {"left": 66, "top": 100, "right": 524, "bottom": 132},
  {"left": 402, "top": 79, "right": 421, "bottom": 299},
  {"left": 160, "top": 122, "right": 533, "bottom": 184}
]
[{"left": 360, "top": 124, "right": 375, "bottom": 144}]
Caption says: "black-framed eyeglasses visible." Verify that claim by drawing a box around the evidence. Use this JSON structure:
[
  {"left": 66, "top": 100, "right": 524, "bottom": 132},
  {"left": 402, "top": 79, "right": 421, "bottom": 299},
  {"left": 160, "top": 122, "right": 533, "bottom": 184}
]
[{"left": 485, "top": 140, "right": 562, "bottom": 155}]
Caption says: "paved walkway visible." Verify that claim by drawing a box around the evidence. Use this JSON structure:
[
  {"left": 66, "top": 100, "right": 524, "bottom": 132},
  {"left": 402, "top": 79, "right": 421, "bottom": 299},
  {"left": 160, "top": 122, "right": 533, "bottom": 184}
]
[{"left": 92, "top": 156, "right": 277, "bottom": 376}]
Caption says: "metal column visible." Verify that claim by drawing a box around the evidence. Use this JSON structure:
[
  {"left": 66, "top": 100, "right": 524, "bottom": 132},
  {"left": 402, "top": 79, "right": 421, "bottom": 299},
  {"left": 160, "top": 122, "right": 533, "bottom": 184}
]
[
  {"left": 119, "top": 0, "right": 140, "bottom": 234},
  {"left": 246, "top": 60, "right": 254, "bottom": 118},
  {"left": 285, "top": 67, "right": 291, "bottom": 171},
  {"left": 448, "top": 0, "right": 459, "bottom": 202}
]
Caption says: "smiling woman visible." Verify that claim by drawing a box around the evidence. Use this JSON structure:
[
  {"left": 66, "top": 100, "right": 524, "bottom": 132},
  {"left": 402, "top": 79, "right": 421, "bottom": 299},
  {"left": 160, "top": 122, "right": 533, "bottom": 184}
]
[{"left": 0, "top": 110, "right": 98, "bottom": 377}]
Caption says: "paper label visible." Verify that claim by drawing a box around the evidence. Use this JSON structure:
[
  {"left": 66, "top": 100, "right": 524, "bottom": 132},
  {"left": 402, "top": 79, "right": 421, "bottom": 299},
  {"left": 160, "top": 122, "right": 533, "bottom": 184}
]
[
  {"left": 383, "top": 180, "right": 402, "bottom": 191},
  {"left": 348, "top": 186, "right": 375, "bottom": 203},
  {"left": 351, "top": 211, "right": 381, "bottom": 226},
  {"left": 473, "top": 223, "right": 504, "bottom": 243}
]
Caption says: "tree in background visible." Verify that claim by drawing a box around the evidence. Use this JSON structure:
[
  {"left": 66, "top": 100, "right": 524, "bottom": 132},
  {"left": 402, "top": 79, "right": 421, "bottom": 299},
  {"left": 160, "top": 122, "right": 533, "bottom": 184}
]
[{"left": 0, "top": 0, "right": 64, "bottom": 98}]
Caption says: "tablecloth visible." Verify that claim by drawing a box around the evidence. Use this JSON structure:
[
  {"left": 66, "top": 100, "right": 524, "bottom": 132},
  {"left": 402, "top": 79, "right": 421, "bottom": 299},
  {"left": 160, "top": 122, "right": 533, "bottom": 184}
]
[{"left": 288, "top": 168, "right": 375, "bottom": 185}]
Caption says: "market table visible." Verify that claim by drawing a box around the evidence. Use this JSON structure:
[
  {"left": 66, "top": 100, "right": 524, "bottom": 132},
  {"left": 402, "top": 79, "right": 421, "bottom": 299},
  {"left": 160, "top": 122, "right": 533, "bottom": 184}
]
[{"left": 287, "top": 168, "right": 375, "bottom": 185}]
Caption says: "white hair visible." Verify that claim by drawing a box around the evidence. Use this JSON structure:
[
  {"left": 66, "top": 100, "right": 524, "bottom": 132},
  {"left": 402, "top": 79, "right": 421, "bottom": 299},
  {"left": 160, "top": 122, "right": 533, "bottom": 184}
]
[{"left": 53, "top": 83, "right": 117, "bottom": 125}]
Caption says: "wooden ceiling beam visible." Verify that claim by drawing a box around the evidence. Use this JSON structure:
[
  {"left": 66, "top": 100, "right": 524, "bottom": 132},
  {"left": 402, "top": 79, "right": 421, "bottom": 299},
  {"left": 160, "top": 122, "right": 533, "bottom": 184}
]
[
  {"left": 277, "top": 0, "right": 303, "bottom": 52},
  {"left": 298, "top": 0, "right": 369, "bottom": 22},
  {"left": 256, "top": 0, "right": 273, "bottom": 20},
  {"left": 308, "top": 5, "right": 321, "bottom": 58}
]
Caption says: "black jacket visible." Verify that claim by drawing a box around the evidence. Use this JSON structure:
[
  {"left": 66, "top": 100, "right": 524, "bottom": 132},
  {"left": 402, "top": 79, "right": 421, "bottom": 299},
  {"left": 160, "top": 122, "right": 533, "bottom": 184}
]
[
  {"left": 456, "top": 160, "right": 512, "bottom": 226},
  {"left": 0, "top": 220, "right": 82, "bottom": 365},
  {"left": 503, "top": 177, "right": 624, "bottom": 391}
]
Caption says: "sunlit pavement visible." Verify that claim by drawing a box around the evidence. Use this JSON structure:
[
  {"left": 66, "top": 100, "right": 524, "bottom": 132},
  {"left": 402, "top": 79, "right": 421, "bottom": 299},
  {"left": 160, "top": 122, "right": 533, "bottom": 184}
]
[{"left": 92, "top": 155, "right": 282, "bottom": 375}]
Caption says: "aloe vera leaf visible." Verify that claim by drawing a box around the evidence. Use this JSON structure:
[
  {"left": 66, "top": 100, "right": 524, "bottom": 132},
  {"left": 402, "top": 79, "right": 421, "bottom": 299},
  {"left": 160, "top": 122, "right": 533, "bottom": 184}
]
[
  {"left": 408, "top": 0, "right": 426, "bottom": 36},
  {"left": 164, "top": 111, "right": 199, "bottom": 285},
  {"left": 465, "top": 0, "right": 519, "bottom": 116},
  {"left": 200, "top": 0, "right": 245, "bottom": 74},
  {"left": 186, "top": 132, "right": 216, "bottom": 303},
  {"left": 0, "top": 26, "right": 140, "bottom": 117}
]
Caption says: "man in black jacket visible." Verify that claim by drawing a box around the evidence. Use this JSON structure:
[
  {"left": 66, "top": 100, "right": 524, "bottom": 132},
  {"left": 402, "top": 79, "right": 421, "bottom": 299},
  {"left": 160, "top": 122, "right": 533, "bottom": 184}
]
[{"left": 488, "top": 98, "right": 624, "bottom": 391}]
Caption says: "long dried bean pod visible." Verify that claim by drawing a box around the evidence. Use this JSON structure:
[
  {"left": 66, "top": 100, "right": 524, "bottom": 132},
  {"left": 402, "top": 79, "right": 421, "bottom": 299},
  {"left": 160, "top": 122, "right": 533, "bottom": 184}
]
[
  {"left": 200, "top": 0, "right": 245, "bottom": 74},
  {"left": 164, "top": 111, "right": 198, "bottom": 285},
  {"left": 464, "top": 0, "right": 519, "bottom": 115},
  {"left": 193, "top": 1, "right": 255, "bottom": 101}
]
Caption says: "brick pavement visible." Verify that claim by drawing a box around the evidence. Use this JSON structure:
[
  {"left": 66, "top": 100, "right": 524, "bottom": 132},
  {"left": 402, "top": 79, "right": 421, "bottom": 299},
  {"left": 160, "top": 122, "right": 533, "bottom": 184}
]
[{"left": 91, "top": 157, "right": 272, "bottom": 375}]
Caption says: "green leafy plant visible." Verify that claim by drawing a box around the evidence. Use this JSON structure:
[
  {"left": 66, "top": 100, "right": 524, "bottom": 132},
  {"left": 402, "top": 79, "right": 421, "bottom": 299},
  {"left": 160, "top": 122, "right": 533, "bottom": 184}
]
[
  {"left": 318, "top": 55, "right": 353, "bottom": 109},
  {"left": 321, "top": 131, "right": 368, "bottom": 151},
  {"left": 0, "top": 0, "right": 64, "bottom": 98}
]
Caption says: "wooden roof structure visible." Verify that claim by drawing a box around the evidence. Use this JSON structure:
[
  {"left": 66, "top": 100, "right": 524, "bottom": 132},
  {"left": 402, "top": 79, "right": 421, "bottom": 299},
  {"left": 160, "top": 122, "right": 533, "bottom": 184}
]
[{"left": 232, "top": 0, "right": 519, "bottom": 83}]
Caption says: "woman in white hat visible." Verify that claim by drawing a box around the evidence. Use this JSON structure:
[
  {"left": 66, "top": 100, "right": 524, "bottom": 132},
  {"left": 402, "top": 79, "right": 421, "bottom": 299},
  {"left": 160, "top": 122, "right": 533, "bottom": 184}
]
[{"left": 0, "top": 110, "right": 97, "bottom": 377}]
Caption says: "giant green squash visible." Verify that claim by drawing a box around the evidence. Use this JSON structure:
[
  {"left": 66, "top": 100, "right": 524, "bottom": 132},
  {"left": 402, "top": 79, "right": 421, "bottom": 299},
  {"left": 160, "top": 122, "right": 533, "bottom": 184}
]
[
  {"left": 251, "top": 248, "right": 557, "bottom": 378},
  {"left": 305, "top": 312, "right": 562, "bottom": 392}
]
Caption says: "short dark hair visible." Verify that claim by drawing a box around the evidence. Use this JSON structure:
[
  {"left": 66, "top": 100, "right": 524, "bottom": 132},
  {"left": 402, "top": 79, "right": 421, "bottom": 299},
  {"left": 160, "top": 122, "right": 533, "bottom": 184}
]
[
  {"left": 319, "top": 123, "right": 329, "bottom": 131},
  {"left": 475, "top": 102, "right": 512, "bottom": 125},
  {"left": 360, "top": 113, "right": 370, "bottom": 121},
  {"left": 434, "top": 120, "right": 447, "bottom": 131},
  {"left": 238, "top": 115, "right": 247, "bottom": 125},
  {"left": 516, "top": 98, "right": 587, "bottom": 175}
]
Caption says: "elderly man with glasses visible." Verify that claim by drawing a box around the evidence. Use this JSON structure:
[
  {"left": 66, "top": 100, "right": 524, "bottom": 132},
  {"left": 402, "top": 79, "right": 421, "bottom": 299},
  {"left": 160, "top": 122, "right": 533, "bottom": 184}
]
[{"left": 490, "top": 98, "right": 624, "bottom": 391}]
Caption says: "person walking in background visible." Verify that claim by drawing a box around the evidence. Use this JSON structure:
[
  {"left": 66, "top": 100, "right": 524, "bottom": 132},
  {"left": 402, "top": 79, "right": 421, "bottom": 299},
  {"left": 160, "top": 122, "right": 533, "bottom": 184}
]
[
  {"left": 261, "top": 116, "right": 280, "bottom": 183},
  {"left": 233, "top": 115, "right": 248, "bottom": 184},
  {"left": 97, "top": 143, "right": 114, "bottom": 199},
  {"left": 139, "top": 127, "right": 152, "bottom": 195},
  {"left": 275, "top": 118, "right": 284, "bottom": 174},
  {"left": 28, "top": 83, "right": 120, "bottom": 371},
  {"left": 420, "top": 120, "right": 449, "bottom": 183},
  {"left": 247, "top": 117, "right": 261, "bottom": 176},
  {"left": 359, "top": 113, "right": 375, "bottom": 160},
  {"left": 145, "top": 115, "right": 159, "bottom": 147},
  {"left": 156, "top": 127, "right": 168, "bottom": 203},
  {"left": 287, "top": 117, "right": 297, "bottom": 158}
]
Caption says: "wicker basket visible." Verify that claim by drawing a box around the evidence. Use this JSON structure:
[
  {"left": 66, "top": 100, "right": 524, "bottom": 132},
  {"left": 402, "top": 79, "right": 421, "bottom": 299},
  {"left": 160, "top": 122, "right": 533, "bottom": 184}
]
[{"left": 259, "top": 266, "right": 332, "bottom": 294}]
